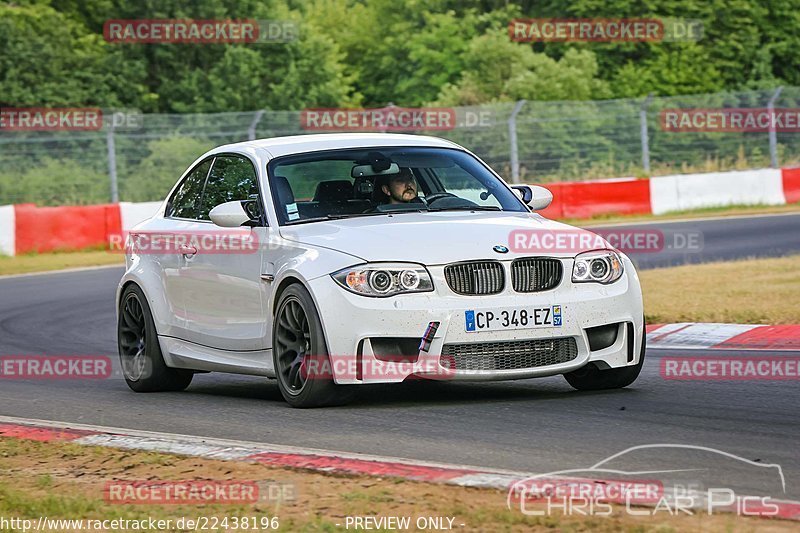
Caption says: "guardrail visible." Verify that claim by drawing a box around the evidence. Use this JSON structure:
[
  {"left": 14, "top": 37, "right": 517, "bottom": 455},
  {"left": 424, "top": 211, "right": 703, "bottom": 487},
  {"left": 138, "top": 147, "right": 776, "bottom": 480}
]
[{"left": 1, "top": 167, "right": 798, "bottom": 257}]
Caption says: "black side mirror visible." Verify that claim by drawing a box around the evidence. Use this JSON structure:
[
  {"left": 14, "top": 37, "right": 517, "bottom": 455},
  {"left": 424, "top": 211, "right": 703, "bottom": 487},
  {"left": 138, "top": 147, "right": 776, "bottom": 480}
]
[{"left": 511, "top": 185, "right": 533, "bottom": 204}]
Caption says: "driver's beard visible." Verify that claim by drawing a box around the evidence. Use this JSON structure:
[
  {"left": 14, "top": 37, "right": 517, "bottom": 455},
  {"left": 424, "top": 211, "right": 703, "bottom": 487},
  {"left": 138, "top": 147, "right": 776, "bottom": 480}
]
[{"left": 392, "top": 189, "right": 414, "bottom": 203}]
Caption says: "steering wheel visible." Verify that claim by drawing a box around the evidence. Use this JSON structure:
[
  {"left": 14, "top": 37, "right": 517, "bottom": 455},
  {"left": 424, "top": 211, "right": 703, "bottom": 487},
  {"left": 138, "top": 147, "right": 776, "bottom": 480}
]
[{"left": 424, "top": 192, "right": 458, "bottom": 205}]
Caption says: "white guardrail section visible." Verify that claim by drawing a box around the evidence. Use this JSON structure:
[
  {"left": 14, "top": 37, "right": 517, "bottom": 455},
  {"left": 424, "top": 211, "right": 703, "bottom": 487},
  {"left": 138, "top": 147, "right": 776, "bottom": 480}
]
[
  {"left": 0, "top": 205, "right": 15, "bottom": 256},
  {"left": 649, "top": 169, "right": 786, "bottom": 215}
]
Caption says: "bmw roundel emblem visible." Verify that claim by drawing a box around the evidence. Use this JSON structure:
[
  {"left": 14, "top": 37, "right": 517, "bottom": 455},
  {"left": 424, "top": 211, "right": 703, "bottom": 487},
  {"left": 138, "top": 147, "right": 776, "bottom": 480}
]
[{"left": 493, "top": 245, "right": 509, "bottom": 254}]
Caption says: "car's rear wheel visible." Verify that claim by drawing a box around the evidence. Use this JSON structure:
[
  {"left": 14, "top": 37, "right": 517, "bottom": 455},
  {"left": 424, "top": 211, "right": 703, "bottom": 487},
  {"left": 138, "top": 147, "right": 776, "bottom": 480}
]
[
  {"left": 118, "top": 284, "right": 193, "bottom": 392},
  {"left": 273, "top": 284, "right": 354, "bottom": 408},
  {"left": 563, "top": 324, "right": 646, "bottom": 391}
]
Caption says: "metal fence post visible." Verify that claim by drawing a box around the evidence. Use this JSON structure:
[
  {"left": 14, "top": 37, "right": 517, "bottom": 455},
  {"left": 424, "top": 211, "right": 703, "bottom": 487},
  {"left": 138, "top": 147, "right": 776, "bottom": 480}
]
[
  {"left": 106, "top": 123, "right": 119, "bottom": 203},
  {"left": 509, "top": 100, "right": 526, "bottom": 184},
  {"left": 248, "top": 110, "right": 265, "bottom": 141},
  {"left": 768, "top": 86, "right": 783, "bottom": 168},
  {"left": 640, "top": 93, "right": 653, "bottom": 174}
]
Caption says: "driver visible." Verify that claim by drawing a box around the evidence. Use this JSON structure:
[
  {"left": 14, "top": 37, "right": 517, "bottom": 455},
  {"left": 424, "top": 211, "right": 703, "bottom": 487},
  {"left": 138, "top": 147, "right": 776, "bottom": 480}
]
[{"left": 375, "top": 168, "right": 420, "bottom": 204}]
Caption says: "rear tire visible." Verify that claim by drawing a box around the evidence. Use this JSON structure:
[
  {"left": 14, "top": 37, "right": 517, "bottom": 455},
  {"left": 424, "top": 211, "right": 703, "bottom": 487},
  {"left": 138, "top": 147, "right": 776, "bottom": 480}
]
[
  {"left": 564, "top": 323, "right": 646, "bottom": 391},
  {"left": 273, "top": 284, "right": 354, "bottom": 408},
  {"left": 118, "top": 284, "right": 193, "bottom": 392}
]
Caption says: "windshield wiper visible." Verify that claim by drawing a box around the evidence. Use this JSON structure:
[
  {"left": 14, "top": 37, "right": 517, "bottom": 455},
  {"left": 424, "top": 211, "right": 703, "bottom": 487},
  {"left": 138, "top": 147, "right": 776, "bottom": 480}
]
[
  {"left": 325, "top": 212, "right": 392, "bottom": 219},
  {"left": 329, "top": 208, "right": 434, "bottom": 218},
  {"left": 285, "top": 210, "right": 431, "bottom": 225},
  {"left": 428, "top": 205, "right": 502, "bottom": 212},
  {"left": 284, "top": 213, "right": 384, "bottom": 225}
]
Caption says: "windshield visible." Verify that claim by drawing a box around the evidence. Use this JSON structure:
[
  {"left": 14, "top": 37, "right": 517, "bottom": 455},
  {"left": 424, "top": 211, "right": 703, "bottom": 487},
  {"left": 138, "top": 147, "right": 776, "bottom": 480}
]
[{"left": 268, "top": 147, "right": 527, "bottom": 225}]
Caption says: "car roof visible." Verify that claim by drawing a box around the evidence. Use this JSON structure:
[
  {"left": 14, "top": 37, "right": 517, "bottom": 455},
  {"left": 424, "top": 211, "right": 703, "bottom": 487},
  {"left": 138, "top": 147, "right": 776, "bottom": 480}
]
[{"left": 211, "top": 133, "right": 463, "bottom": 158}]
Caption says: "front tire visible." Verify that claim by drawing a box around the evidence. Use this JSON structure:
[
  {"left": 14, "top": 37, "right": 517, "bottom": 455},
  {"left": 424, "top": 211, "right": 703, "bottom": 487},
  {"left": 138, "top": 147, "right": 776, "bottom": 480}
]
[
  {"left": 564, "top": 324, "right": 646, "bottom": 391},
  {"left": 118, "top": 284, "right": 193, "bottom": 392},
  {"left": 273, "top": 284, "right": 354, "bottom": 408}
]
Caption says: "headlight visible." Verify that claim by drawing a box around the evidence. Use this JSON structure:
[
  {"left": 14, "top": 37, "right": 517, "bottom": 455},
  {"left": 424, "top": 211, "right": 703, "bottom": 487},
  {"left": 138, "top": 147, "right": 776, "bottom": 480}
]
[
  {"left": 332, "top": 263, "right": 434, "bottom": 297},
  {"left": 572, "top": 250, "right": 623, "bottom": 284}
]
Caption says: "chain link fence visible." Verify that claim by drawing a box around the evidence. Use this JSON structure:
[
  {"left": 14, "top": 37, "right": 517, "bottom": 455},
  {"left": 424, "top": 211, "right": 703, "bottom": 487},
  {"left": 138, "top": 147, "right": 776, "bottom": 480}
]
[{"left": 2, "top": 87, "right": 800, "bottom": 206}]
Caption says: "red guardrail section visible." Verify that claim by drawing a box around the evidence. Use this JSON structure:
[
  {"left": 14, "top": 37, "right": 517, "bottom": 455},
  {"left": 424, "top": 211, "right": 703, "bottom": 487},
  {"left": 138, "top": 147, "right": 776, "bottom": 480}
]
[
  {"left": 781, "top": 167, "right": 800, "bottom": 204},
  {"left": 7, "top": 168, "right": 795, "bottom": 255},
  {"left": 14, "top": 203, "right": 121, "bottom": 254},
  {"left": 540, "top": 178, "right": 652, "bottom": 219}
]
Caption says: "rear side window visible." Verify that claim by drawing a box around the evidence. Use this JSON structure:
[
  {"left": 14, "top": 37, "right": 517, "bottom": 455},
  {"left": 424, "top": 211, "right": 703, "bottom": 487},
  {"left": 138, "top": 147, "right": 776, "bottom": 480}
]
[
  {"left": 166, "top": 159, "right": 212, "bottom": 219},
  {"left": 198, "top": 155, "right": 259, "bottom": 220}
]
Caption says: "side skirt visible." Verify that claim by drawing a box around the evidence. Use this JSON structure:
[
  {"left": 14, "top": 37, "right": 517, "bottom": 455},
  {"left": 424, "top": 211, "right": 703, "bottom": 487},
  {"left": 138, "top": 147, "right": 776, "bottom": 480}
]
[{"left": 159, "top": 336, "right": 275, "bottom": 378}]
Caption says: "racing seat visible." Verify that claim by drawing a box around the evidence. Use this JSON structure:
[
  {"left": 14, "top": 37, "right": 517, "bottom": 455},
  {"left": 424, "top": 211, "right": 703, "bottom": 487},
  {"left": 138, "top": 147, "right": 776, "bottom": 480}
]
[
  {"left": 307, "top": 178, "right": 370, "bottom": 215},
  {"left": 273, "top": 176, "right": 297, "bottom": 220},
  {"left": 313, "top": 180, "right": 353, "bottom": 202}
]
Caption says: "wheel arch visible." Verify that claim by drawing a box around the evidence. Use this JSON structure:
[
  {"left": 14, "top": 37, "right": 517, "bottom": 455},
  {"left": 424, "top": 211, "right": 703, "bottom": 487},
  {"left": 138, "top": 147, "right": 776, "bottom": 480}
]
[
  {"left": 271, "top": 274, "right": 308, "bottom": 314},
  {"left": 116, "top": 273, "right": 168, "bottom": 337},
  {"left": 270, "top": 273, "right": 335, "bottom": 359},
  {"left": 116, "top": 279, "right": 140, "bottom": 317}
]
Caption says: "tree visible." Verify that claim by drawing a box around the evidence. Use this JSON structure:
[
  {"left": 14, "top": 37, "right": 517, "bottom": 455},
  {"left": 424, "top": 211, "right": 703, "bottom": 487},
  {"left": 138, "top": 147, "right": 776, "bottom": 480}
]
[
  {"left": 434, "top": 31, "right": 610, "bottom": 105},
  {"left": 0, "top": 3, "right": 147, "bottom": 107}
]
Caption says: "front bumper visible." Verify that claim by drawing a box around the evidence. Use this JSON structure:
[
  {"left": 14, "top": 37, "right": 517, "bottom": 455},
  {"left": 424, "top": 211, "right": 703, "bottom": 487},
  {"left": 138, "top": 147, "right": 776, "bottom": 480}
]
[{"left": 307, "top": 256, "right": 644, "bottom": 385}]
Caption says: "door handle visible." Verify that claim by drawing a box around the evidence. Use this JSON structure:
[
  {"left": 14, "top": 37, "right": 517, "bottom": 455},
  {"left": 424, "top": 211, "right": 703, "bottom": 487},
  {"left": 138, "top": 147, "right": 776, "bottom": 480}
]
[{"left": 179, "top": 244, "right": 197, "bottom": 257}]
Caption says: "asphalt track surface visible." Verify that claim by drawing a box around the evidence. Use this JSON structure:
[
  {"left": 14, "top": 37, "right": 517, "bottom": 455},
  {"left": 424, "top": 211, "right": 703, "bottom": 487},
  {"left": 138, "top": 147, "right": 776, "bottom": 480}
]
[{"left": 0, "top": 214, "right": 798, "bottom": 500}]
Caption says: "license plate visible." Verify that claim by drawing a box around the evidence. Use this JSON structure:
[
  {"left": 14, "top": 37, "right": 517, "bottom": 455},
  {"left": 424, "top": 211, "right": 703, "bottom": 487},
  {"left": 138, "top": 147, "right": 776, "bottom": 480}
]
[{"left": 465, "top": 306, "right": 562, "bottom": 332}]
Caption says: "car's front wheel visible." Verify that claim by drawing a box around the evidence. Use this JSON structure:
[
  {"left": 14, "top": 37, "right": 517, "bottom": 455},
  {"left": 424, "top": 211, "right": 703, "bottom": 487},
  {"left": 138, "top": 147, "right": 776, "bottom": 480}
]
[
  {"left": 118, "top": 284, "right": 193, "bottom": 392},
  {"left": 563, "top": 324, "right": 646, "bottom": 391},
  {"left": 272, "top": 284, "right": 354, "bottom": 408}
]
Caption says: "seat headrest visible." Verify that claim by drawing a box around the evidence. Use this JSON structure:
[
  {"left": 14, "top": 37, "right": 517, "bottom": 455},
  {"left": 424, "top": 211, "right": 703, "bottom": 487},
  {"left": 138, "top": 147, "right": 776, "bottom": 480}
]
[
  {"left": 353, "top": 176, "right": 375, "bottom": 200},
  {"left": 273, "top": 176, "right": 295, "bottom": 205},
  {"left": 313, "top": 180, "right": 353, "bottom": 202}
]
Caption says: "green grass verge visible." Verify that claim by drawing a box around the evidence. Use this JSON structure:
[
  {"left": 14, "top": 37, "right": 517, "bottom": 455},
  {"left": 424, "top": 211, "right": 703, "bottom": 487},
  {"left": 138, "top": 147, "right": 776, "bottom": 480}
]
[
  {"left": 641, "top": 254, "right": 800, "bottom": 325},
  {"left": 569, "top": 202, "right": 800, "bottom": 227},
  {"left": 0, "top": 250, "right": 123, "bottom": 276}
]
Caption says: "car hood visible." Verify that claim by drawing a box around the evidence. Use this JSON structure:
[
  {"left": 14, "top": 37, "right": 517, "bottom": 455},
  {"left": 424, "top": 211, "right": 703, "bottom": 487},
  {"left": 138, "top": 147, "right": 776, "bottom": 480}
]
[{"left": 279, "top": 212, "right": 611, "bottom": 265}]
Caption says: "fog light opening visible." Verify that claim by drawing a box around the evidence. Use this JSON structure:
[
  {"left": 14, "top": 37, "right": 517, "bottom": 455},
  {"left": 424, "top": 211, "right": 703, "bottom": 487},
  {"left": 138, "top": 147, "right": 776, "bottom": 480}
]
[{"left": 586, "top": 323, "right": 621, "bottom": 352}]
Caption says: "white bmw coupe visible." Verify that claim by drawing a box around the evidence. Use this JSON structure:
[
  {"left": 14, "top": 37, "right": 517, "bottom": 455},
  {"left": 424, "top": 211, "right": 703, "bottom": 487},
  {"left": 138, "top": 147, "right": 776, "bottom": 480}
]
[{"left": 117, "top": 133, "right": 645, "bottom": 407}]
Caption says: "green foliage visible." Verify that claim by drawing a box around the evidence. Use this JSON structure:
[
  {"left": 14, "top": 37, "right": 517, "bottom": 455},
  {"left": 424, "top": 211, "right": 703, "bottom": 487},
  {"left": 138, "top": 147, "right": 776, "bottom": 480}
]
[
  {"left": 435, "top": 31, "right": 610, "bottom": 105},
  {"left": 610, "top": 45, "right": 725, "bottom": 98},
  {"left": 0, "top": 159, "right": 110, "bottom": 205},
  {"left": 1, "top": 0, "right": 794, "bottom": 110},
  {"left": 119, "top": 136, "right": 213, "bottom": 202},
  {"left": 0, "top": 3, "right": 148, "bottom": 107}
]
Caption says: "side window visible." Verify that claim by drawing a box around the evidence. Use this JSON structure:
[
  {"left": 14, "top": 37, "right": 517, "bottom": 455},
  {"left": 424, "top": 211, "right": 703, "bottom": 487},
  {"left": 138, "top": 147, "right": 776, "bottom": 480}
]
[
  {"left": 166, "top": 158, "right": 212, "bottom": 220},
  {"left": 198, "top": 155, "right": 260, "bottom": 221}
]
